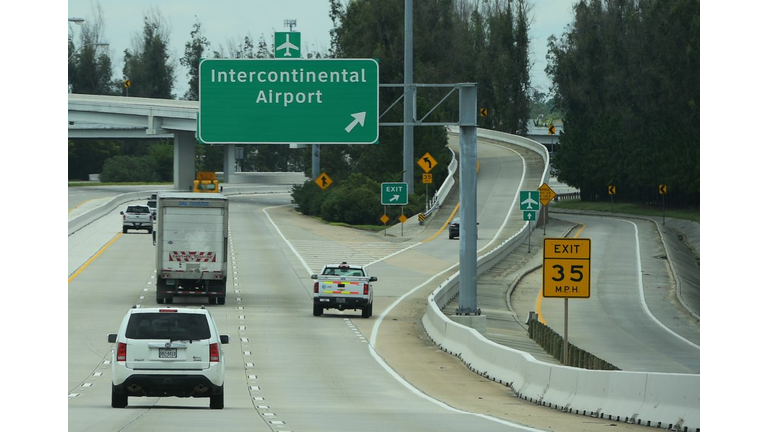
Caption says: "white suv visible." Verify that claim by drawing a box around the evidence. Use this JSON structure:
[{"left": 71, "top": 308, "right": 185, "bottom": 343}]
[{"left": 107, "top": 306, "right": 229, "bottom": 409}]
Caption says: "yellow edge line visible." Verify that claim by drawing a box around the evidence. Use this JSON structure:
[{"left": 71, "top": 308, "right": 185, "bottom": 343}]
[
  {"left": 536, "top": 223, "right": 586, "bottom": 325},
  {"left": 68, "top": 199, "right": 90, "bottom": 213},
  {"left": 421, "top": 203, "right": 460, "bottom": 244},
  {"left": 419, "top": 160, "right": 480, "bottom": 245},
  {"left": 68, "top": 233, "right": 122, "bottom": 283}
]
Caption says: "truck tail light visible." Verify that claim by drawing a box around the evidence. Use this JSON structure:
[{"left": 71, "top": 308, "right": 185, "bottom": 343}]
[
  {"left": 210, "top": 343, "right": 220, "bottom": 362},
  {"left": 364, "top": 284, "right": 369, "bottom": 295},
  {"left": 117, "top": 343, "right": 127, "bottom": 362},
  {"left": 314, "top": 282, "right": 318, "bottom": 294}
]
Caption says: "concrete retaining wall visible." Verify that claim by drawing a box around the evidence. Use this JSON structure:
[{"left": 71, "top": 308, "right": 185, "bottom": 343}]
[
  {"left": 224, "top": 172, "right": 308, "bottom": 185},
  {"left": 423, "top": 128, "right": 700, "bottom": 431}
]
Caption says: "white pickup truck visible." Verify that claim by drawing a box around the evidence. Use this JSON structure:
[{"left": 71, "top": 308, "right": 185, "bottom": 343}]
[
  {"left": 311, "top": 262, "right": 377, "bottom": 318},
  {"left": 120, "top": 204, "right": 153, "bottom": 233}
]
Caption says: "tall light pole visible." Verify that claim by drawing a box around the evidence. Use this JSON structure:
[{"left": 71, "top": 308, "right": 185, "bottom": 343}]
[{"left": 68, "top": 17, "right": 85, "bottom": 25}]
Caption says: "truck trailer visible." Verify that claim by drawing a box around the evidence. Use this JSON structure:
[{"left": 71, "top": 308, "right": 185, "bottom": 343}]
[{"left": 154, "top": 192, "right": 229, "bottom": 305}]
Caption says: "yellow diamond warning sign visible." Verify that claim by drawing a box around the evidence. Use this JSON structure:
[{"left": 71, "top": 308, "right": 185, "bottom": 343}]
[{"left": 315, "top": 173, "right": 332, "bottom": 190}]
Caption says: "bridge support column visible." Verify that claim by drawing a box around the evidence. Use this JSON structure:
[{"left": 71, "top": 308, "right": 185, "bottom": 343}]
[
  {"left": 174, "top": 131, "right": 196, "bottom": 191},
  {"left": 223, "top": 145, "right": 235, "bottom": 184}
]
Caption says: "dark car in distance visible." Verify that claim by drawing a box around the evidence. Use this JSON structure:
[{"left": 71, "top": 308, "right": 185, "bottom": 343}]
[{"left": 448, "top": 217, "right": 460, "bottom": 239}]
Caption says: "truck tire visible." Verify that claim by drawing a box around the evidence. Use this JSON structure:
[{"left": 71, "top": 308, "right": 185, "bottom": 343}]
[
  {"left": 313, "top": 304, "right": 323, "bottom": 316},
  {"left": 362, "top": 303, "right": 372, "bottom": 318},
  {"left": 123, "top": 227, "right": 128, "bottom": 234},
  {"left": 217, "top": 297, "right": 226, "bottom": 305},
  {"left": 208, "top": 297, "right": 217, "bottom": 305}
]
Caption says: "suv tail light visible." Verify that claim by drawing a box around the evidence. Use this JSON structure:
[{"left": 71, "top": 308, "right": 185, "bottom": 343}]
[
  {"left": 210, "top": 343, "right": 220, "bottom": 362},
  {"left": 314, "top": 282, "right": 319, "bottom": 294},
  {"left": 364, "top": 284, "right": 369, "bottom": 295},
  {"left": 117, "top": 342, "right": 127, "bottom": 362}
]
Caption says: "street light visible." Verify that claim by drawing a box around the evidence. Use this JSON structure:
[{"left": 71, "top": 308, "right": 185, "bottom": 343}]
[
  {"left": 68, "top": 17, "right": 85, "bottom": 25},
  {"left": 68, "top": 42, "right": 109, "bottom": 62}
]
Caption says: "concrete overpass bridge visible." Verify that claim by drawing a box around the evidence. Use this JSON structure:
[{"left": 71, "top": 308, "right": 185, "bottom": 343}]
[
  {"left": 69, "top": 94, "right": 557, "bottom": 188},
  {"left": 68, "top": 94, "right": 239, "bottom": 190}
]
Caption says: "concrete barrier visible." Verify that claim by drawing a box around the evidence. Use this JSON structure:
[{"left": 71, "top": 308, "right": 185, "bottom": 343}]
[
  {"left": 68, "top": 183, "right": 297, "bottom": 236},
  {"left": 422, "top": 128, "right": 700, "bottom": 430},
  {"left": 68, "top": 192, "right": 149, "bottom": 236},
  {"left": 224, "top": 172, "right": 308, "bottom": 185}
]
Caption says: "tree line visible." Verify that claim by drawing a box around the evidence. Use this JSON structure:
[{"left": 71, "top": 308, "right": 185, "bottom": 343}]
[
  {"left": 68, "top": 0, "right": 535, "bottom": 227},
  {"left": 546, "top": 0, "right": 699, "bottom": 208},
  {"left": 291, "top": 0, "right": 533, "bottom": 224}
]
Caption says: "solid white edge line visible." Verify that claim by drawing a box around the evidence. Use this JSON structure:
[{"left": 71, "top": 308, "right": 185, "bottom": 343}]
[
  {"left": 263, "top": 144, "right": 544, "bottom": 430},
  {"left": 262, "top": 204, "right": 314, "bottom": 276},
  {"left": 483, "top": 143, "right": 526, "bottom": 246},
  {"left": 626, "top": 219, "right": 700, "bottom": 350}
]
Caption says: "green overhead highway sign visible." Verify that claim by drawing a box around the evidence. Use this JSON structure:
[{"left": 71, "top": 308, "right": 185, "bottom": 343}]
[
  {"left": 199, "top": 58, "right": 379, "bottom": 144},
  {"left": 381, "top": 182, "right": 408, "bottom": 205}
]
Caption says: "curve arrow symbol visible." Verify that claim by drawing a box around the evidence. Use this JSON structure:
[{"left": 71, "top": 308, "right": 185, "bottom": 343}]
[{"left": 345, "top": 112, "right": 366, "bottom": 133}]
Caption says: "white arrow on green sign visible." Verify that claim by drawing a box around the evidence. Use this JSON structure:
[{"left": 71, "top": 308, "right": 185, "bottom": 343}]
[
  {"left": 381, "top": 182, "right": 408, "bottom": 205},
  {"left": 199, "top": 58, "right": 379, "bottom": 144},
  {"left": 523, "top": 210, "right": 537, "bottom": 221}
]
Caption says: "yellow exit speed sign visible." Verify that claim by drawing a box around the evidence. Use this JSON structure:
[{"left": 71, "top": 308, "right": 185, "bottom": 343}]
[{"left": 543, "top": 238, "right": 591, "bottom": 298}]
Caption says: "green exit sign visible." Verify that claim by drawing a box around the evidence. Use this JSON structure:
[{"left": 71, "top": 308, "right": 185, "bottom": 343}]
[
  {"left": 381, "top": 182, "right": 408, "bottom": 205},
  {"left": 198, "top": 58, "right": 379, "bottom": 144}
]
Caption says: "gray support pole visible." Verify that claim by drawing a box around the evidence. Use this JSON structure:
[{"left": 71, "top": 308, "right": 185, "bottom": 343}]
[
  {"left": 403, "top": 0, "right": 414, "bottom": 191},
  {"left": 312, "top": 144, "right": 320, "bottom": 180},
  {"left": 223, "top": 145, "right": 235, "bottom": 184},
  {"left": 457, "top": 84, "right": 479, "bottom": 315},
  {"left": 174, "top": 131, "right": 197, "bottom": 191}
]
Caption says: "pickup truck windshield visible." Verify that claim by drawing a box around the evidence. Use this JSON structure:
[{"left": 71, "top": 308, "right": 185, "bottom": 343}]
[{"left": 127, "top": 206, "right": 150, "bottom": 213}]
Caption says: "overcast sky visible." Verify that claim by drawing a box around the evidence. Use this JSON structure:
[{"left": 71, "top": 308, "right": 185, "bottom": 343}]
[{"left": 67, "top": 0, "right": 577, "bottom": 98}]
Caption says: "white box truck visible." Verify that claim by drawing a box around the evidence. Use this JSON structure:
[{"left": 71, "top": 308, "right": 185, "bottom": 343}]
[{"left": 154, "top": 192, "right": 229, "bottom": 305}]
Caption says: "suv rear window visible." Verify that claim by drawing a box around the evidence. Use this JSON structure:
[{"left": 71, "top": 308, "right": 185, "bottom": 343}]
[
  {"left": 127, "top": 206, "right": 149, "bottom": 213},
  {"left": 125, "top": 313, "right": 211, "bottom": 340}
]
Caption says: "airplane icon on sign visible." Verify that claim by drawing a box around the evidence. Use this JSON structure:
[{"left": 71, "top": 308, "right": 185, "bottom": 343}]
[
  {"left": 521, "top": 192, "right": 539, "bottom": 210},
  {"left": 276, "top": 34, "right": 299, "bottom": 57}
]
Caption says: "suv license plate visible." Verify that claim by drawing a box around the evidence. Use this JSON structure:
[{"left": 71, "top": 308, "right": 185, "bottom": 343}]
[
  {"left": 336, "top": 298, "right": 346, "bottom": 303},
  {"left": 159, "top": 348, "right": 177, "bottom": 358}
]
